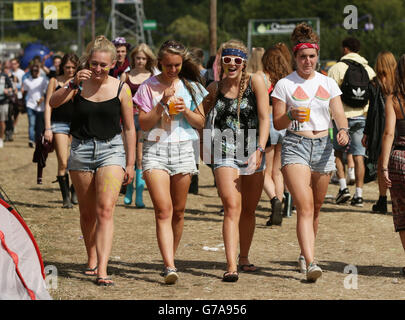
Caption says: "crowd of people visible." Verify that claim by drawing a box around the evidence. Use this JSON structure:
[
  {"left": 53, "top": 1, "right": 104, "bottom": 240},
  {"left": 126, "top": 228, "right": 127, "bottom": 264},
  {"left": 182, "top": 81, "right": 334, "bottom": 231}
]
[{"left": 1, "top": 22, "right": 404, "bottom": 286}]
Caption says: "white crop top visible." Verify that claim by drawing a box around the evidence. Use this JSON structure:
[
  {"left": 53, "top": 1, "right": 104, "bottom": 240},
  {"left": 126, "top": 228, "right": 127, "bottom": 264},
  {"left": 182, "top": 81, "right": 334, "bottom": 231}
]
[{"left": 271, "top": 71, "right": 341, "bottom": 131}]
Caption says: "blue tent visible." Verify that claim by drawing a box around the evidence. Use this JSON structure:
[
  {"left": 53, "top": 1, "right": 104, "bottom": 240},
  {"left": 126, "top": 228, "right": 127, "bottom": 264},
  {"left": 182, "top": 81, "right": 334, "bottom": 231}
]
[{"left": 20, "top": 43, "right": 53, "bottom": 70}]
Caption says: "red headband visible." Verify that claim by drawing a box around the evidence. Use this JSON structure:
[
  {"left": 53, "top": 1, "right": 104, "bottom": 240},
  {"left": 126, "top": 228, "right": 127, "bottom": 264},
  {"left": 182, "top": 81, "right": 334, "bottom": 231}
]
[{"left": 293, "top": 43, "right": 319, "bottom": 53}]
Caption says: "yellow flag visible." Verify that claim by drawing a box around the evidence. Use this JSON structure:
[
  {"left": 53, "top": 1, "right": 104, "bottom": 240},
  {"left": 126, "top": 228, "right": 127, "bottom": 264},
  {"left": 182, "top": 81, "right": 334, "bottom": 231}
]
[{"left": 43, "top": 1, "right": 72, "bottom": 20}]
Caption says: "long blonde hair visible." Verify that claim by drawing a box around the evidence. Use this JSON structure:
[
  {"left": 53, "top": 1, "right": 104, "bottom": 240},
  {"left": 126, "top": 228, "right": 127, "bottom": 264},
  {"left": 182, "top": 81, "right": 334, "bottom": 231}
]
[
  {"left": 246, "top": 47, "right": 264, "bottom": 73},
  {"left": 219, "top": 39, "right": 249, "bottom": 126},
  {"left": 129, "top": 43, "right": 157, "bottom": 73}
]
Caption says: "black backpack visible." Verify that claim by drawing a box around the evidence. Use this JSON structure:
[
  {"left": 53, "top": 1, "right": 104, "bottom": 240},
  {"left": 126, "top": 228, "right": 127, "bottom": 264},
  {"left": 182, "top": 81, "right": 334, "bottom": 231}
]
[{"left": 339, "top": 59, "right": 371, "bottom": 108}]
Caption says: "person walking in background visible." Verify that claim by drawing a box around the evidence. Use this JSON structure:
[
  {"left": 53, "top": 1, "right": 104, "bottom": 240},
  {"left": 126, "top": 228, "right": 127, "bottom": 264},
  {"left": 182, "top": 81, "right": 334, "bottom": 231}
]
[
  {"left": 50, "top": 35, "right": 135, "bottom": 286},
  {"left": 328, "top": 37, "right": 376, "bottom": 207},
  {"left": 10, "top": 58, "right": 26, "bottom": 133},
  {"left": 246, "top": 47, "right": 265, "bottom": 74},
  {"left": 22, "top": 61, "right": 49, "bottom": 148},
  {"left": 197, "top": 39, "right": 269, "bottom": 282},
  {"left": 110, "top": 37, "right": 131, "bottom": 79},
  {"left": 0, "top": 62, "right": 13, "bottom": 148},
  {"left": 362, "top": 51, "right": 397, "bottom": 214},
  {"left": 44, "top": 53, "right": 79, "bottom": 208},
  {"left": 121, "top": 43, "right": 157, "bottom": 208},
  {"left": 135, "top": 40, "right": 207, "bottom": 285},
  {"left": 380, "top": 54, "right": 405, "bottom": 276},
  {"left": 257, "top": 46, "right": 293, "bottom": 226},
  {"left": 272, "top": 23, "right": 349, "bottom": 282}
]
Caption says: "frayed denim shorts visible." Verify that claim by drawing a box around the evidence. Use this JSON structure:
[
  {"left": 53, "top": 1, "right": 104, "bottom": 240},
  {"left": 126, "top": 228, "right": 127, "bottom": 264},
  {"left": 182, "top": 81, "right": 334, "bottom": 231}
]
[
  {"left": 270, "top": 114, "right": 286, "bottom": 145},
  {"left": 51, "top": 121, "right": 71, "bottom": 135},
  {"left": 68, "top": 134, "right": 126, "bottom": 172},
  {"left": 142, "top": 140, "right": 198, "bottom": 176},
  {"left": 213, "top": 154, "right": 266, "bottom": 175},
  {"left": 281, "top": 131, "right": 336, "bottom": 173}
]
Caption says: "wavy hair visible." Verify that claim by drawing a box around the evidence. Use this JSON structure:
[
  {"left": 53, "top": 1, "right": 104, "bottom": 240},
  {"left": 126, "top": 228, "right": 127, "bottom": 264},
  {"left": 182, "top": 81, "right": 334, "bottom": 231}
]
[
  {"left": 394, "top": 54, "right": 405, "bottom": 100},
  {"left": 291, "top": 23, "right": 319, "bottom": 56},
  {"left": 59, "top": 53, "right": 79, "bottom": 76},
  {"left": 129, "top": 43, "right": 157, "bottom": 73},
  {"left": 262, "top": 47, "right": 293, "bottom": 86}
]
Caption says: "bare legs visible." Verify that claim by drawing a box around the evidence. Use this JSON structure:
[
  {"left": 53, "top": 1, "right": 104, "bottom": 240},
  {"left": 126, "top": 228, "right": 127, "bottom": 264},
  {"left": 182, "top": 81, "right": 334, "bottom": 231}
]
[
  {"left": 70, "top": 166, "right": 124, "bottom": 279},
  {"left": 215, "top": 167, "right": 264, "bottom": 273}
]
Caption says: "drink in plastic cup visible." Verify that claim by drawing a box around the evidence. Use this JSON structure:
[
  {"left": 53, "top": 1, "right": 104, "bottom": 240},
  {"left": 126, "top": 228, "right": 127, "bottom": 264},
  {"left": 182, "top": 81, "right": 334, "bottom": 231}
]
[
  {"left": 168, "top": 97, "right": 181, "bottom": 115},
  {"left": 297, "top": 106, "right": 310, "bottom": 123}
]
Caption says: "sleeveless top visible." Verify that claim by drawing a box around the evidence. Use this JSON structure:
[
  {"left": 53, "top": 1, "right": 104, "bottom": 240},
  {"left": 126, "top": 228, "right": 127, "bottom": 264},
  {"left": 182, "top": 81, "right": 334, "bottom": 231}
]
[
  {"left": 213, "top": 77, "right": 259, "bottom": 158},
  {"left": 51, "top": 85, "right": 74, "bottom": 123},
  {"left": 70, "top": 82, "right": 124, "bottom": 140},
  {"left": 125, "top": 72, "right": 151, "bottom": 114},
  {"left": 394, "top": 96, "right": 405, "bottom": 148}
]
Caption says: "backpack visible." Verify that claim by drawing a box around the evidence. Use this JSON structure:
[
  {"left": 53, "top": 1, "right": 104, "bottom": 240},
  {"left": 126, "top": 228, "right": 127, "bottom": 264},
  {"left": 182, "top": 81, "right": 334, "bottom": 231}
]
[{"left": 339, "top": 59, "right": 371, "bottom": 108}]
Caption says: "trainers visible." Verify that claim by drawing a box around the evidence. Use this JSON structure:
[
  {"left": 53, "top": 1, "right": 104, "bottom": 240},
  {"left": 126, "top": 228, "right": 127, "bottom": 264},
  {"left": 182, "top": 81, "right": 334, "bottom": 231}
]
[
  {"left": 306, "top": 263, "right": 322, "bottom": 282},
  {"left": 372, "top": 196, "right": 387, "bottom": 213},
  {"left": 351, "top": 196, "right": 363, "bottom": 207},
  {"left": 336, "top": 188, "right": 351, "bottom": 204},
  {"left": 298, "top": 255, "right": 306, "bottom": 274},
  {"left": 162, "top": 267, "right": 179, "bottom": 285}
]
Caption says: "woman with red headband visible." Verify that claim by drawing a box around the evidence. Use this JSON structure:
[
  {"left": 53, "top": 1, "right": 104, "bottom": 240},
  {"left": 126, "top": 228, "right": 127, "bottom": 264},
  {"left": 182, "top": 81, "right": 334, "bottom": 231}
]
[{"left": 271, "top": 23, "right": 349, "bottom": 282}]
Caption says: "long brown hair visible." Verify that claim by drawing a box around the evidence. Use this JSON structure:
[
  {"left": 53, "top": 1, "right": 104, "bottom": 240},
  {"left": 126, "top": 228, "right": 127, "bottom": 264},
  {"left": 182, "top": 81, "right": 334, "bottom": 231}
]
[
  {"left": 274, "top": 42, "right": 293, "bottom": 69},
  {"left": 157, "top": 40, "right": 203, "bottom": 106},
  {"left": 291, "top": 23, "right": 319, "bottom": 56},
  {"left": 394, "top": 54, "right": 405, "bottom": 100},
  {"left": 262, "top": 47, "right": 293, "bottom": 86},
  {"left": 375, "top": 51, "right": 397, "bottom": 96}
]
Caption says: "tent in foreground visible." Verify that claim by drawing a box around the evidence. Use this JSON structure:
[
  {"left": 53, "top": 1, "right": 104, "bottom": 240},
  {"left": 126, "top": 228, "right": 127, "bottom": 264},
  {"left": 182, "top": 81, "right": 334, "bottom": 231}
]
[{"left": 0, "top": 198, "right": 51, "bottom": 300}]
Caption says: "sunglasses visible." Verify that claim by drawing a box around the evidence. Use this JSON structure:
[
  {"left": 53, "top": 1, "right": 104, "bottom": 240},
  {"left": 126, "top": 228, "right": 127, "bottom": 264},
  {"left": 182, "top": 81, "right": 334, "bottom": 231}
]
[{"left": 221, "top": 56, "right": 245, "bottom": 65}]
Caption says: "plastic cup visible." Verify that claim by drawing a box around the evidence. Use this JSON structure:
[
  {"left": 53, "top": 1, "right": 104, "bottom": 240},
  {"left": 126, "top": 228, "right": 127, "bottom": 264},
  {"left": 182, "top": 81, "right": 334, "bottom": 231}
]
[
  {"left": 297, "top": 106, "right": 310, "bottom": 123},
  {"left": 168, "top": 97, "right": 181, "bottom": 115}
]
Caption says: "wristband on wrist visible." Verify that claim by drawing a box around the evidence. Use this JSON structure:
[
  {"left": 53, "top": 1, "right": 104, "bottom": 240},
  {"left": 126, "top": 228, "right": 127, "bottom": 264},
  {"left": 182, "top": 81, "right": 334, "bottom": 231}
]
[
  {"left": 45, "top": 128, "right": 52, "bottom": 131},
  {"left": 256, "top": 145, "right": 265, "bottom": 153},
  {"left": 339, "top": 127, "right": 349, "bottom": 134},
  {"left": 381, "top": 168, "right": 388, "bottom": 172},
  {"left": 159, "top": 101, "right": 170, "bottom": 117},
  {"left": 286, "top": 110, "right": 294, "bottom": 121}
]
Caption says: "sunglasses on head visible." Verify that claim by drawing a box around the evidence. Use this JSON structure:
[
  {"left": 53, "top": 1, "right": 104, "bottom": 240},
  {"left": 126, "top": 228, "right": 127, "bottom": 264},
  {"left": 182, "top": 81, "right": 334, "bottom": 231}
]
[{"left": 221, "top": 56, "right": 245, "bottom": 65}]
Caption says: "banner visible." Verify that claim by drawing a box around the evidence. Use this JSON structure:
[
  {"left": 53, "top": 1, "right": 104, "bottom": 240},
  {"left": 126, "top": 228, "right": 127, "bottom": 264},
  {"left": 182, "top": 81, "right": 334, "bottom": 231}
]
[
  {"left": 43, "top": 1, "right": 72, "bottom": 20},
  {"left": 13, "top": 2, "right": 41, "bottom": 21}
]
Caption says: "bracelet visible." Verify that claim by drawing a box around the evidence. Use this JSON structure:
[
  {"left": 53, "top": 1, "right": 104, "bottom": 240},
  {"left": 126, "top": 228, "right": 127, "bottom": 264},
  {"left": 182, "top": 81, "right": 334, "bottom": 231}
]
[
  {"left": 286, "top": 110, "right": 294, "bottom": 121},
  {"left": 381, "top": 168, "right": 388, "bottom": 172},
  {"left": 159, "top": 100, "right": 170, "bottom": 116},
  {"left": 256, "top": 145, "right": 265, "bottom": 153},
  {"left": 339, "top": 127, "right": 349, "bottom": 134},
  {"left": 45, "top": 128, "right": 52, "bottom": 131}
]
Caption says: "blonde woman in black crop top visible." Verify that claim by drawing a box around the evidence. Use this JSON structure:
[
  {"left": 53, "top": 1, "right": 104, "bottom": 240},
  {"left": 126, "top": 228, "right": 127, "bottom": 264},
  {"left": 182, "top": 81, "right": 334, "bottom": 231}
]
[{"left": 50, "top": 36, "right": 135, "bottom": 287}]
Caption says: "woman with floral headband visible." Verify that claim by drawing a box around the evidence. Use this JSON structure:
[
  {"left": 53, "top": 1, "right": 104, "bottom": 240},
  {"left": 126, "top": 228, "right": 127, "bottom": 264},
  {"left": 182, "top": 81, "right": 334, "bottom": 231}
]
[
  {"left": 135, "top": 40, "right": 207, "bottom": 285},
  {"left": 271, "top": 23, "right": 349, "bottom": 282}
]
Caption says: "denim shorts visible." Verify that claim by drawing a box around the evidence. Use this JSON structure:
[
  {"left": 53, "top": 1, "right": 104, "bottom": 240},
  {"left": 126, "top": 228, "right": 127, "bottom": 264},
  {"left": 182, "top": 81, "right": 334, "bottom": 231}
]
[
  {"left": 68, "top": 134, "right": 126, "bottom": 172},
  {"left": 270, "top": 114, "right": 286, "bottom": 145},
  {"left": 0, "top": 103, "right": 8, "bottom": 121},
  {"left": 51, "top": 121, "right": 70, "bottom": 135},
  {"left": 213, "top": 153, "right": 266, "bottom": 175},
  {"left": 281, "top": 131, "right": 336, "bottom": 173},
  {"left": 142, "top": 140, "right": 198, "bottom": 176},
  {"left": 333, "top": 118, "right": 366, "bottom": 156}
]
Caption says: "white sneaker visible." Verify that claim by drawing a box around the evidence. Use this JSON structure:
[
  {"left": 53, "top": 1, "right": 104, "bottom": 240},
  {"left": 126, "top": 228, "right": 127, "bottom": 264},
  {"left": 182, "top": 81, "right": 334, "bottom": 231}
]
[
  {"left": 298, "top": 255, "right": 306, "bottom": 274},
  {"left": 163, "top": 267, "right": 179, "bottom": 285},
  {"left": 307, "top": 263, "right": 322, "bottom": 282},
  {"left": 0, "top": 139, "right": 3, "bottom": 148}
]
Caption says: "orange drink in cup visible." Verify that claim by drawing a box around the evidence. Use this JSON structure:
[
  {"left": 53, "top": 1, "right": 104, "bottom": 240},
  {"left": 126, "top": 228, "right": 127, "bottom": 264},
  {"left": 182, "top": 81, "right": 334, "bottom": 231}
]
[
  {"left": 168, "top": 97, "right": 181, "bottom": 115},
  {"left": 297, "top": 106, "right": 311, "bottom": 123}
]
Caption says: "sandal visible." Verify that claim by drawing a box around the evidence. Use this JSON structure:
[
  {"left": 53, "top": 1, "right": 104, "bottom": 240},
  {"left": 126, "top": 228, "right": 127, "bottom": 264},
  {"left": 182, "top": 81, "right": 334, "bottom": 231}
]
[
  {"left": 222, "top": 271, "right": 239, "bottom": 282},
  {"left": 95, "top": 277, "right": 115, "bottom": 287},
  {"left": 84, "top": 265, "right": 98, "bottom": 276},
  {"left": 238, "top": 264, "right": 257, "bottom": 272}
]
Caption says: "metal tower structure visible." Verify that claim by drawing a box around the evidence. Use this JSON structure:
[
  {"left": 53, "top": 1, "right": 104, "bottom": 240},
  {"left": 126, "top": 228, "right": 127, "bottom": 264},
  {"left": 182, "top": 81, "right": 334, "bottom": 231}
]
[{"left": 107, "top": 0, "right": 153, "bottom": 47}]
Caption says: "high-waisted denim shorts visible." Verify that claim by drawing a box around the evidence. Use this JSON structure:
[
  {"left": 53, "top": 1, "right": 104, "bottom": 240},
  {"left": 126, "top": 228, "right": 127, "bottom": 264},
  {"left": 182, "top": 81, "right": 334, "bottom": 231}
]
[
  {"left": 281, "top": 131, "right": 335, "bottom": 173},
  {"left": 68, "top": 134, "right": 126, "bottom": 172},
  {"left": 51, "top": 121, "right": 71, "bottom": 135},
  {"left": 142, "top": 140, "right": 198, "bottom": 176},
  {"left": 213, "top": 154, "right": 266, "bottom": 175}
]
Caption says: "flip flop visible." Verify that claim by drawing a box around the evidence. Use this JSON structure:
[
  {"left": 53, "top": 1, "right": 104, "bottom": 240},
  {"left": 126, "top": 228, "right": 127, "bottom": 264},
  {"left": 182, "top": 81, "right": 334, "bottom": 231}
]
[
  {"left": 95, "top": 277, "right": 115, "bottom": 287},
  {"left": 84, "top": 265, "right": 98, "bottom": 276},
  {"left": 238, "top": 264, "right": 257, "bottom": 272},
  {"left": 222, "top": 271, "right": 239, "bottom": 282}
]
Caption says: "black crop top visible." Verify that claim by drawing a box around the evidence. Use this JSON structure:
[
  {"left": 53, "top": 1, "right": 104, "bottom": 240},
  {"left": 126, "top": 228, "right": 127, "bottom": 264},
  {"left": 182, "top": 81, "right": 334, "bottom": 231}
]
[
  {"left": 51, "top": 85, "right": 74, "bottom": 123},
  {"left": 70, "top": 82, "right": 124, "bottom": 140}
]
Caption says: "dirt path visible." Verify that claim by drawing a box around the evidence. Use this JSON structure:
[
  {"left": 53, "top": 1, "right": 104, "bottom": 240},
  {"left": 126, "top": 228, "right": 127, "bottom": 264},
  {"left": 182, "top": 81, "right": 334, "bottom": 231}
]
[{"left": 1, "top": 113, "right": 404, "bottom": 300}]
